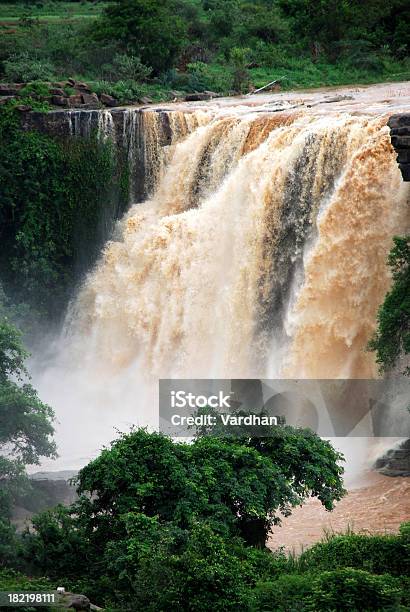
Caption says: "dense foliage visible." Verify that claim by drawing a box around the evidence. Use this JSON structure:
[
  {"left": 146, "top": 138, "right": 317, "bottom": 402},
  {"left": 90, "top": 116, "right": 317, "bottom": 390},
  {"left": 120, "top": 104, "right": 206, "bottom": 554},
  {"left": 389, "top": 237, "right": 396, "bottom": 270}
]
[
  {"left": 0, "top": 100, "right": 128, "bottom": 321},
  {"left": 0, "top": 0, "right": 409, "bottom": 98},
  {"left": 93, "top": 0, "right": 188, "bottom": 74},
  {"left": 368, "top": 236, "right": 410, "bottom": 375},
  {"left": 298, "top": 528, "right": 410, "bottom": 577},
  {"left": 12, "top": 428, "right": 408, "bottom": 610},
  {"left": 0, "top": 300, "right": 55, "bottom": 565}
]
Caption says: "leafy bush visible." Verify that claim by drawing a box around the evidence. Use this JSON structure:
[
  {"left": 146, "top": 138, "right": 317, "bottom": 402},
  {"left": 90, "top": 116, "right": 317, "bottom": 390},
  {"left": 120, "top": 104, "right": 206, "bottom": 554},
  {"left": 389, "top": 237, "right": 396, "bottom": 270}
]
[
  {"left": 23, "top": 511, "right": 288, "bottom": 611},
  {"left": 307, "top": 568, "right": 404, "bottom": 611},
  {"left": 23, "top": 505, "right": 89, "bottom": 581},
  {"left": 103, "top": 53, "right": 152, "bottom": 82},
  {"left": 0, "top": 518, "right": 21, "bottom": 568},
  {"left": 19, "top": 81, "right": 50, "bottom": 97},
  {"left": 186, "top": 61, "right": 229, "bottom": 93},
  {"left": 91, "top": 79, "right": 145, "bottom": 103},
  {"left": 106, "top": 519, "right": 261, "bottom": 611},
  {"left": 250, "top": 573, "right": 313, "bottom": 611},
  {"left": 230, "top": 47, "right": 252, "bottom": 93},
  {"left": 3, "top": 54, "right": 55, "bottom": 83},
  {"left": 299, "top": 532, "right": 410, "bottom": 577},
  {"left": 160, "top": 67, "right": 190, "bottom": 90},
  {"left": 0, "top": 568, "right": 52, "bottom": 592},
  {"left": 399, "top": 521, "right": 410, "bottom": 539}
]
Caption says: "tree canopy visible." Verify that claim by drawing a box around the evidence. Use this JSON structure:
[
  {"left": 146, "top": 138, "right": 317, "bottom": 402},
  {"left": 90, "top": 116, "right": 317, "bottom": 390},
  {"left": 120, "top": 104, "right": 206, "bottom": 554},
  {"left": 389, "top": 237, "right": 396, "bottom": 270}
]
[{"left": 93, "top": 0, "right": 189, "bottom": 74}]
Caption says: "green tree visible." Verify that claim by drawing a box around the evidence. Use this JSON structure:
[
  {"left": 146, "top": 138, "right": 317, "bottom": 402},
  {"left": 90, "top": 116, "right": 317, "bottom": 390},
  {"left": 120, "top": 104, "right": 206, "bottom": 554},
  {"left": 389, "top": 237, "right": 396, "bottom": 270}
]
[
  {"left": 230, "top": 47, "right": 252, "bottom": 93},
  {"left": 22, "top": 428, "right": 344, "bottom": 587},
  {"left": 93, "top": 0, "right": 189, "bottom": 74},
  {"left": 0, "top": 295, "right": 56, "bottom": 563},
  {"left": 74, "top": 428, "right": 344, "bottom": 547},
  {"left": 368, "top": 236, "right": 410, "bottom": 375}
]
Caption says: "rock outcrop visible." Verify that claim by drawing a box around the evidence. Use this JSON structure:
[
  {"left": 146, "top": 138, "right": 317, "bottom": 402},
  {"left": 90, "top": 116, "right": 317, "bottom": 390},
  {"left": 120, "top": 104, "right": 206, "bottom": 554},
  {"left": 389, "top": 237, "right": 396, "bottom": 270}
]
[
  {"left": 0, "top": 80, "right": 120, "bottom": 109},
  {"left": 388, "top": 114, "right": 410, "bottom": 181},
  {"left": 374, "top": 439, "right": 410, "bottom": 477}
]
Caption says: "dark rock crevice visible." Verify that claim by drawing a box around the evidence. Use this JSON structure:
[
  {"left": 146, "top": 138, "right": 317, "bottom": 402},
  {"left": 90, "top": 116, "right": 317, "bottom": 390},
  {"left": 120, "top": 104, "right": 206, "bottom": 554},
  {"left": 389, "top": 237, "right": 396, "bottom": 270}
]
[{"left": 388, "top": 114, "right": 410, "bottom": 181}]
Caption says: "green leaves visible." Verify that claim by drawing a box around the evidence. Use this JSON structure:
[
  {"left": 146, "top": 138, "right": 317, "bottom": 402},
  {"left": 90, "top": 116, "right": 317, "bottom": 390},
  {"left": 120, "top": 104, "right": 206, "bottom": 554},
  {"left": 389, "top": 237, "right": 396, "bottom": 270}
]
[
  {"left": 69, "top": 427, "right": 344, "bottom": 552},
  {"left": 0, "top": 317, "right": 28, "bottom": 384},
  {"left": 94, "top": 0, "right": 189, "bottom": 74},
  {"left": 0, "top": 302, "right": 56, "bottom": 533},
  {"left": 0, "top": 102, "right": 124, "bottom": 321},
  {"left": 21, "top": 428, "right": 410, "bottom": 610},
  {"left": 368, "top": 235, "right": 410, "bottom": 375}
]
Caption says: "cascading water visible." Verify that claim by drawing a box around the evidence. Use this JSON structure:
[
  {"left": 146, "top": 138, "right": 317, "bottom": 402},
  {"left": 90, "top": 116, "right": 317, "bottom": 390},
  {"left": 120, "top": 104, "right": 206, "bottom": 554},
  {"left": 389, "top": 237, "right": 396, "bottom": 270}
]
[
  {"left": 33, "top": 104, "right": 409, "bottom": 470},
  {"left": 62, "top": 111, "right": 407, "bottom": 378}
]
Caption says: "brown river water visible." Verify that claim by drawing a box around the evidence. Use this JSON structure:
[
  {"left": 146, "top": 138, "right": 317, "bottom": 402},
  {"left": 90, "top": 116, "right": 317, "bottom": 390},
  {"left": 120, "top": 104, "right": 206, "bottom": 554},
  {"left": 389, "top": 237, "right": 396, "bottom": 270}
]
[{"left": 268, "top": 471, "right": 410, "bottom": 553}]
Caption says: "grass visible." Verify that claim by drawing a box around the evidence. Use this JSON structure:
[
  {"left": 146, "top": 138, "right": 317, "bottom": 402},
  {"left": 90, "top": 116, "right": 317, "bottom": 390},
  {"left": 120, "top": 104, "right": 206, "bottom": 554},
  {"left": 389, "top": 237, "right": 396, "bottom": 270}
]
[
  {"left": 201, "top": 59, "right": 410, "bottom": 97},
  {"left": 0, "top": 1, "right": 109, "bottom": 28},
  {"left": 249, "top": 63, "right": 410, "bottom": 92},
  {"left": 0, "top": 2, "right": 110, "bottom": 18}
]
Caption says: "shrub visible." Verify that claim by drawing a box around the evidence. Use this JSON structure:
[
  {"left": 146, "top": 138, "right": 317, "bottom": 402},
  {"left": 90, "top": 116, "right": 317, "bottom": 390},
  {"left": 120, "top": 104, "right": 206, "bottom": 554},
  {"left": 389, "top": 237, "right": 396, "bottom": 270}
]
[
  {"left": 92, "top": 79, "right": 144, "bottom": 103},
  {"left": 93, "top": 0, "right": 188, "bottom": 74},
  {"left": 108, "top": 520, "right": 256, "bottom": 611},
  {"left": 3, "top": 54, "right": 55, "bottom": 83},
  {"left": 0, "top": 568, "right": 53, "bottom": 592},
  {"left": 0, "top": 518, "right": 21, "bottom": 568},
  {"left": 22, "top": 505, "right": 89, "bottom": 581},
  {"left": 399, "top": 521, "right": 410, "bottom": 540},
  {"left": 230, "top": 47, "right": 252, "bottom": 93},
  {"left": 104, "top": 53, "right": 152, "bottom": 82},
  {"left": 250, "top": 573, "right": 313, "bottom": 611},
  {"left": 307, "top": 568, "right": 403, "bottom": 611},
  {"left": 185, "top": 61, "right": 229, "bottom": 93},
  {"left": 19, "top": 81, "right": 50, "bottom": 97},
  {"left": 299, "top": 532, "right": 410, "bottom": 577},
  {"left": 160, "top": 68, "right": 191, "bottom": 90}
]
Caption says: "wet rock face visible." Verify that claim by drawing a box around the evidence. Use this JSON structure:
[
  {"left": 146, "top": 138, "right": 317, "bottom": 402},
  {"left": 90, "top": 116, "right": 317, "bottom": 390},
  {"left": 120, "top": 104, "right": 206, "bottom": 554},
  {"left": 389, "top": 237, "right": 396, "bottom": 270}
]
[
  {"left": 11, "top": 472, "right": 78, "bottom": 532},
  {"left": 388, "top": 114, "right": 410, "bottom": 181},
  {"left": 374, "top": 439, "right": 410, "bottom": 477}
]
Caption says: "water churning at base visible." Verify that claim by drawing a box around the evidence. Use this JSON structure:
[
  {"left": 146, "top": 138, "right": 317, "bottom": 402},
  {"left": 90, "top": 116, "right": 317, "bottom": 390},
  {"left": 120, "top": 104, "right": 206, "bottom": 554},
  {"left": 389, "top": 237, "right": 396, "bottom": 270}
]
[{"left": 61, "top": 109, "right": 407, "bottom": 381}]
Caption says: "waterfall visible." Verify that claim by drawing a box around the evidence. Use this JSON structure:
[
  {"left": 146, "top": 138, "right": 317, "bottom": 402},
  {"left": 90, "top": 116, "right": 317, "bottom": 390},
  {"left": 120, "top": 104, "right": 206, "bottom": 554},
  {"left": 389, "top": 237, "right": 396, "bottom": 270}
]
[
  {"left": 62, "top": 111, "right": 408, "bottom": 378},
  {"left": 33, "top": 108, "right": 409, "bottom": 470}
]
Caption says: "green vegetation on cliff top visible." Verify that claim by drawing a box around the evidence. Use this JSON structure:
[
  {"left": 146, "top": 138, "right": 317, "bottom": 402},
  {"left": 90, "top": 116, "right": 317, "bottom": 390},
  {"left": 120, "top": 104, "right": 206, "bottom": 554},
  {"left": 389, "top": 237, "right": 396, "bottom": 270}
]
[{"left": 0, "top": 0, "right": 409, "bottom": 101}]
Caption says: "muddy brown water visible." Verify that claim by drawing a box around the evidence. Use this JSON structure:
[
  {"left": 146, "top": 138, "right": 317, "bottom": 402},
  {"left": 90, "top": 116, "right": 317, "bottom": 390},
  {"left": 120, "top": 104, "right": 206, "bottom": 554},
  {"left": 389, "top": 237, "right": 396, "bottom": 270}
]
[{"left": 268, "top": 471, "right": 410, "bottom": 553}]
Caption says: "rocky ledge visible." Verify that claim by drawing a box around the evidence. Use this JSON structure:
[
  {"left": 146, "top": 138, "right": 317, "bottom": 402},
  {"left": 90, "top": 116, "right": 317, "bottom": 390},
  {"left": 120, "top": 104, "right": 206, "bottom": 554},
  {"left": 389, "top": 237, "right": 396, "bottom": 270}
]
[
  {"left": 374, "top": 439, "right": 410, "bottom": 477},
  {"left": 388, "top": 114, "right": 410, "bottom": 181},
  {"left": 0, "top": 78, "right": 221, "bottom": 111},
  {"left": 0, "top": 79, "right": 121, "bottom": 109}
]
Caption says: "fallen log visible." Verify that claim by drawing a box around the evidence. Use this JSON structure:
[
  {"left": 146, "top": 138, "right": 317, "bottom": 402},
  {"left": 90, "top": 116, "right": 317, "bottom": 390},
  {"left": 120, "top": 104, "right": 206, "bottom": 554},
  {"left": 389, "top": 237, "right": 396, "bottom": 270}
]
[{"left": 247, "top": 78, "right": 285, "bottom": 96}]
